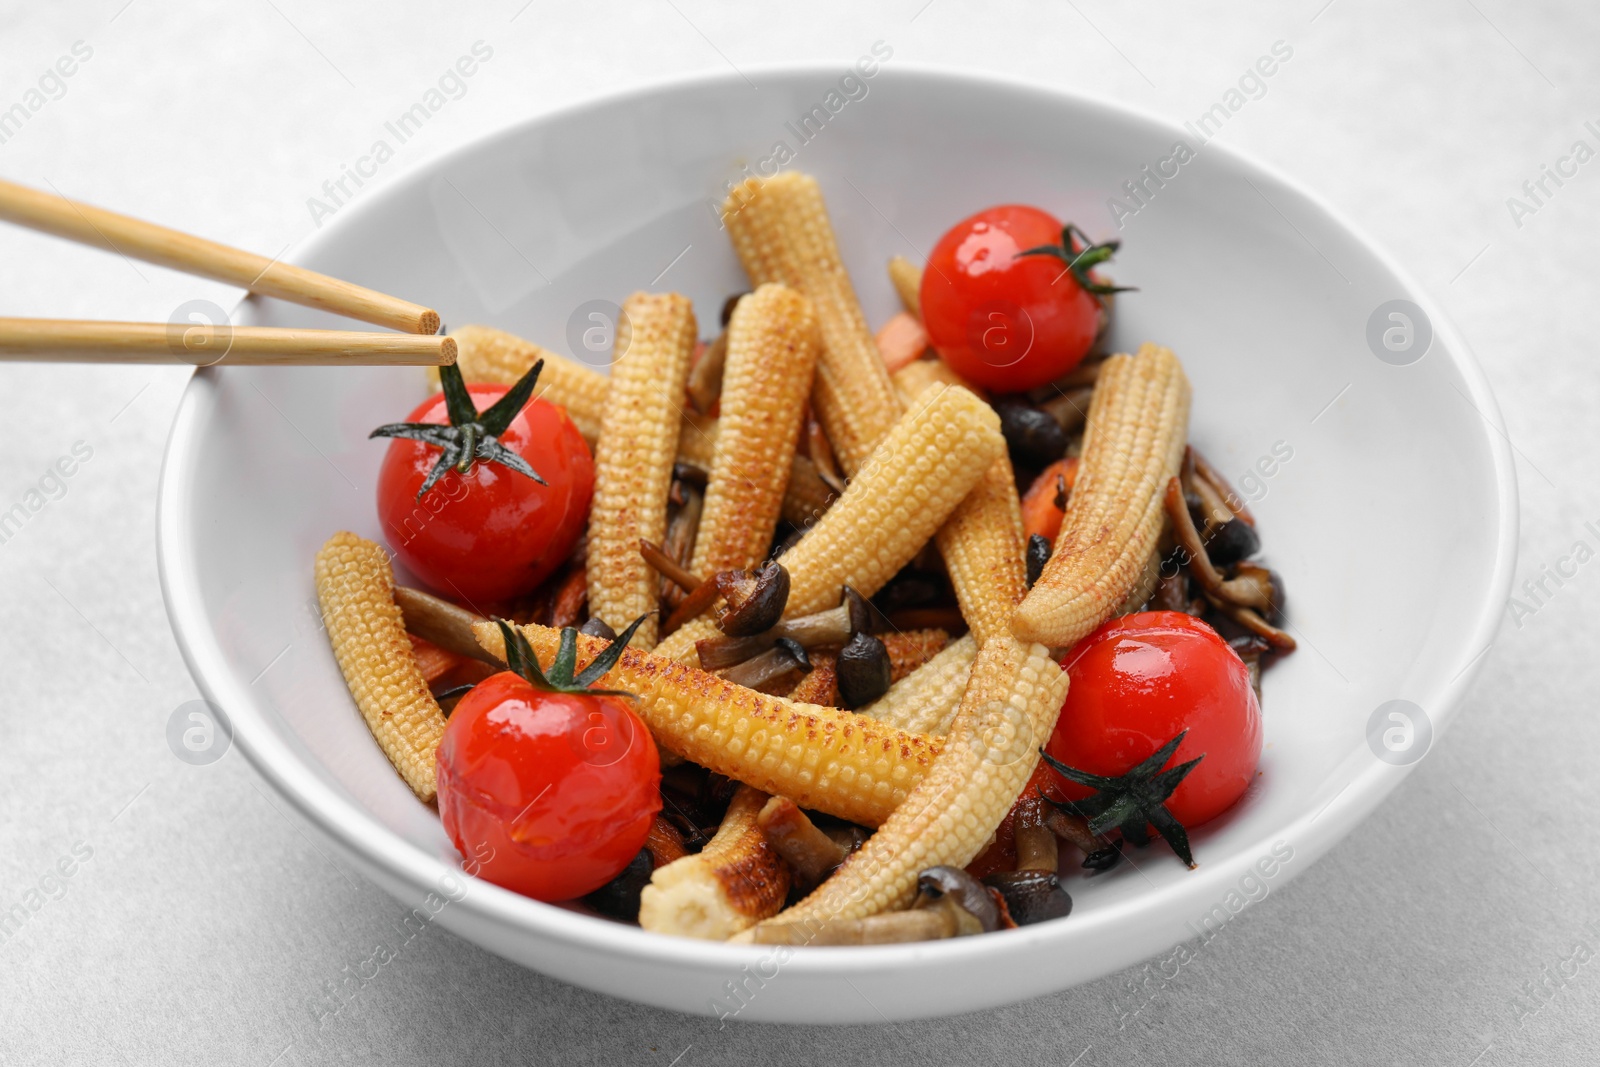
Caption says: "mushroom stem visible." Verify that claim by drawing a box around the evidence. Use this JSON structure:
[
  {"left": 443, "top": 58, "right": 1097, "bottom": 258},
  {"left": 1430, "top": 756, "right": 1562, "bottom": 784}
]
[
  {"left": 1043, "top": 809, "right": 1104, "bottom": 854},
  {"left": 1182, "top": 448, "right": 1233, "bottom": 534},
  {"left": 1162, "top": 478, "right": 1272, "bottom": 612},
  {"left": 661, "top": 483, "right": 704, "bottom": 607},
  {"left": 1189, "top": 445, "right": 1255, "bottom": 527},
  {"left": 743, "top": 896, "right": 977, "bottom": 945},
  {"left": 1037, "top": 385, "right": 1096, "bottom": 436},
  {"left": 639, "top": 538, "right": 703, "bottom": 594},
  {"left": 807, "top": 414, "right": 847, "bottom": 495},
  {"left": 693, "top": 604, "right": 853, "bottom": 669},
  {"left": 1203, "top": 592, "right": 1298, "bottom": 651},
  {"left": 717, "top": 640, "right": 810, "bottom": 691},
  {"left": 756, "top": 796, "right": 849, "bottom": 891},
  {"left": 394, "top": 586, "right": 496, "bottom": 664},
  {"left": 662, "top": 573, "right": 721, "bottom": 635},
  {"left": 1014, "top": 818, "right": 1059, "bottom": 873}
]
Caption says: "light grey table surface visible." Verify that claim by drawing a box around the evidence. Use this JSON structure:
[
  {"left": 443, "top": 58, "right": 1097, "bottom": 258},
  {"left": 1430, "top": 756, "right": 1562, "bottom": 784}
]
[{"left": 1, "top": 1, "right": 1595, "bottom": 1063}]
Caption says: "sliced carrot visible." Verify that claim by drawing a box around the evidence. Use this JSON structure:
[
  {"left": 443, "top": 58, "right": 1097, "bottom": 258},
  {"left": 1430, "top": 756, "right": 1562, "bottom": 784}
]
[
  {"left": 874, "top": 311, "right": 930, "bottom": 372},
  {"left": 1021, "top": 457, "right": 1079, "bottom": 544},
  {"left": 408, "top": 633, "right": 465, "bottom": 685}
]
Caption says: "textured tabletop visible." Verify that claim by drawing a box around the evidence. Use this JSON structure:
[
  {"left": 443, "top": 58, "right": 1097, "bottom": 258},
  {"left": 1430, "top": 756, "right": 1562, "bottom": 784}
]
[{"left": 1, "top": 2, "right": 1595, "bottom": 1063}]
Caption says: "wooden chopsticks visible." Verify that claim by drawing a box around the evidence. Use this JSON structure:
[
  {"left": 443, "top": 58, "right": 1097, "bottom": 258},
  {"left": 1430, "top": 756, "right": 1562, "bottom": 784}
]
[
  {"left": 0, "top": 177, "right": 450, "bottom": 366},
  {"left": 0, "top": 319, "right": 454, "bottom": 366}
]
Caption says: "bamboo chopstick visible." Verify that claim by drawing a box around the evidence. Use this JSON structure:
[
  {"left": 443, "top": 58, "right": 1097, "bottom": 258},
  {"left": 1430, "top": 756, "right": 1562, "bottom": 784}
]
[
  {"left": 0, "top": 319, "right": 455, "bottom": 366},
  {"left": 0, "top": 178, "right": 440, "bottom": 335}
]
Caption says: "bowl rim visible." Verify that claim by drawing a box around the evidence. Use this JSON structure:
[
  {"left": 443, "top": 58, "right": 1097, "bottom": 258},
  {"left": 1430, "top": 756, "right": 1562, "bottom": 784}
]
[{"left": 156, "top": 61, "right": 1519, "bottom": 983}]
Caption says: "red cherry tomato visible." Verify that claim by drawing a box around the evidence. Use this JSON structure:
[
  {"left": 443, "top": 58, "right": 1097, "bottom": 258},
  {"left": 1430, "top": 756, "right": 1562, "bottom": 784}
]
[
  {"left": 436, "top": 672, "right": 661, "bottom": 901},
  {"left": 1045, "top": 612, "right": 1261, "bottom": 828},
  {"left": 376, "top": 385, "right": 592, "bottom": 604},
  {"left": 920, "top": 204, "right": 1107, "bottom": 392}
]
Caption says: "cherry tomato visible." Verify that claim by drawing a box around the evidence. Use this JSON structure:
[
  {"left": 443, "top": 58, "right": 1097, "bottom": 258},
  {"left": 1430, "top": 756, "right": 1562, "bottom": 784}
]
[
  {"left": 1045, "top": 612, "right": 1261, "bottom": 828},
  {"left": 376, "top": 385, "right": 592, "bottom": 604},
  {"left": 436, "top": 672, "right": 661, "bottom": 902},
  {"left": 920, "top": 204, "right": 1108, "bottom": 392}
]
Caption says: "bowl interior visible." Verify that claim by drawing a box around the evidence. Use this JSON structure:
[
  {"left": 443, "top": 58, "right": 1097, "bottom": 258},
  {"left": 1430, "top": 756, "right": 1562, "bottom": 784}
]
[{"left": 159, "top": 66, "right": 1514, "bottom": 1021}]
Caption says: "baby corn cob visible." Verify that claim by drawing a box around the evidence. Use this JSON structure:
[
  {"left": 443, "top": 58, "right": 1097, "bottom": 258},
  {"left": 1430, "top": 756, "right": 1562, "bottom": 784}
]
[
  {"left": 474, "top": 622, "right": 944, "bottom": 827},
  {"left": 741, "top": 636, "right": 1069, "bottom": 934},
  {"left": 893, "top": 358, "right": 985, "bottom": 405},
  {"left": 857, "top": 633, "right": 976, "bottom": 736},
  {"left": 691, "top": 284, "right": 820, "bottom": 578},
  {"left": 936, "top": 451, "right": 1027, "bottom": 648},
  {"left": 448, "top": 324, "right": 609, "bottom": 442},
  {"left": 652, "top": 384, "right": 1001, "bottom": 665},
  {"left": 639, "top": 784, "right": 791, "bottom": 939},
  {"left": 1012, "top": 344, "right": 1191, "bottom": 648},
  {"left": 676, "top": 410, "right": 719, "bottom": 471},
  {"left": 587, "top": 293, "right": 696, "bottom": 649},
  {"left": 314, "top": 532, "right": 448, "bottom": 801},
  {"left": 724, "top": 173, "right": 902, "bottom": 475},
  {"left": 887, "top": 255, "right": 922, "bottom": 317},
  {"left": 775, "top": 383, "right": 1004, "bottom": 618}
]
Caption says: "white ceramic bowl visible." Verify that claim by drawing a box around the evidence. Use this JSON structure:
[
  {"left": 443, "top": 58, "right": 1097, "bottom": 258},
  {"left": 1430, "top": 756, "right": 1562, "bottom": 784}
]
[{"left": 157, "top": 65, "right": 1516, "bottom": 1023}]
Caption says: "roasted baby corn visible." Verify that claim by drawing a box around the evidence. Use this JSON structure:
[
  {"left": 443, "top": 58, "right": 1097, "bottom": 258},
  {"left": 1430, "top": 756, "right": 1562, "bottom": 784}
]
[
  {"left": 857, "top": 633, "right": 977, "bottom": 735},
  {"left": 690, "top": 284, "right": 819, "bottom": 578},
  {"left": 893, "top": 358, "right": 984, "bottom": 405},
  {"left": 587, "top": 292, "right": 697, "bottom": 649},
  {"left": 448, "top": 324, "right": 608, "bottom": 442},
  {"left": 653, "top": 383, "right": 1002, "bottom": 664},
  {"left": 314, "top": 532, "right": 448, "bottom": 801},
  {"left": 741, "top": 636, "right": 1069, "bottom": 934},
  {"left": 936, "top": 451, "right": 1028, "bottom": 648},
  {"left": 724, "top": 173, "right": 902, "bottom": 475},
  {"left": 638, "top": 784, "right": 791, "bottom": 939},
  {"left": 1012, "top": 344, "right": 1191, "bottom": 648},
  {"left": 473, "top": 622, "right": 944, "bottom": 827},
  {"left": 774, "top": 383, "right": 1003, "bottom": 618},
  {"left": 888, "top": 254, "right": 922, "bottom": 317}
]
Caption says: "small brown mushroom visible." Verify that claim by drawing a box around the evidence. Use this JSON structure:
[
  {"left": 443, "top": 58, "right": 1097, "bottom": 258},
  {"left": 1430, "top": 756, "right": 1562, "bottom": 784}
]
[
  {"left": 578, "top": 616, "right": 617, "bottom": 641},
  {"left": 807, "top": 414, "right": 847, "bottom": 496},
  {"left": 694, "top": 587, "right": 868, "bottom": 670},
  {"left": 915, "top": 866, "right": 1001, "bottom": 933},
  {"left": 1189, "top": 446, "right": 1255, "bottom": 527},
  {"left": 661, "top": 482, "right": 704, "bottom": 607},
  {"left": 1013, "top": 816, "right": 1059, "bottom": 874},
  {"left": 716, "top": 636, "right": 810, "bottom": 691},
  {"left": 982, "top": 869, "right": 1073, "bottom": 926},
  {"left": 1037, "top": 385, "right": 1097, "bottom": 436},
  {"left": 836, "top": 631, "right": 891, "bottom": 709},
  {"left": 1163, "top": 477, "right": 1272, "bottom": 613},
  {"left": 715, "top": 561, "right": 791, "bottom": 636},
  {"left": 756, "top": 796, "right": 849, "bottom": 892}
]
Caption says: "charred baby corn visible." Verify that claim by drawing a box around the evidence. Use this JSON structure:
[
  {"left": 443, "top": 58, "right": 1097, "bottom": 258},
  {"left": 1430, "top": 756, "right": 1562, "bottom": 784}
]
[
  {"left": 1012, "top": 344, "right": 1191, "bottom": 648},
  {"left": 315, "top": 532, "right": 448, "bottom": 801},
  {"left": 653, "top": 383, "right": 1002, "bottom": 664},
  {"left": 638, "top": 784, "right": 791, "bottom": 939},
  {"left": 935, "top": 450, "right": 1028, "bottom": 648},
  {"left": 473, "top": 622, "right": 944, "bottom": 827},
  {"left": 449, "top": 324, "right": 608, "bottom": 442},
  {"left": 587, "top": 293, "right": 696, "bottom": 649},
  {"left": 856, "top": 633, "right": 977, "bottom": 736},
  {"left": 741, "top": 636, "right": 1068, "bottom": 934},
  {"left": 690, "top": 284, "right": 819, "bottom": 577},
  {"left": 724, "top": 172, "right": 902, "bottom": 474}
]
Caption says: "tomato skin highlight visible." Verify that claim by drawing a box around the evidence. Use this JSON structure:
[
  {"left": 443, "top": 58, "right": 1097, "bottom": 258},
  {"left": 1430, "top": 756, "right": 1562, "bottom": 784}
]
[
  {"left": 436, "top": 672, "right": 661, "bottom": 902},
  {"left": 920, "top": 204, "right": 1104, "bottom": 392},
  {"left": 1045, "top": 612, "right": 1261, "bottom": 828},
  {"left": 376, "top": 385, "right": 593, "bottom": 604}
]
